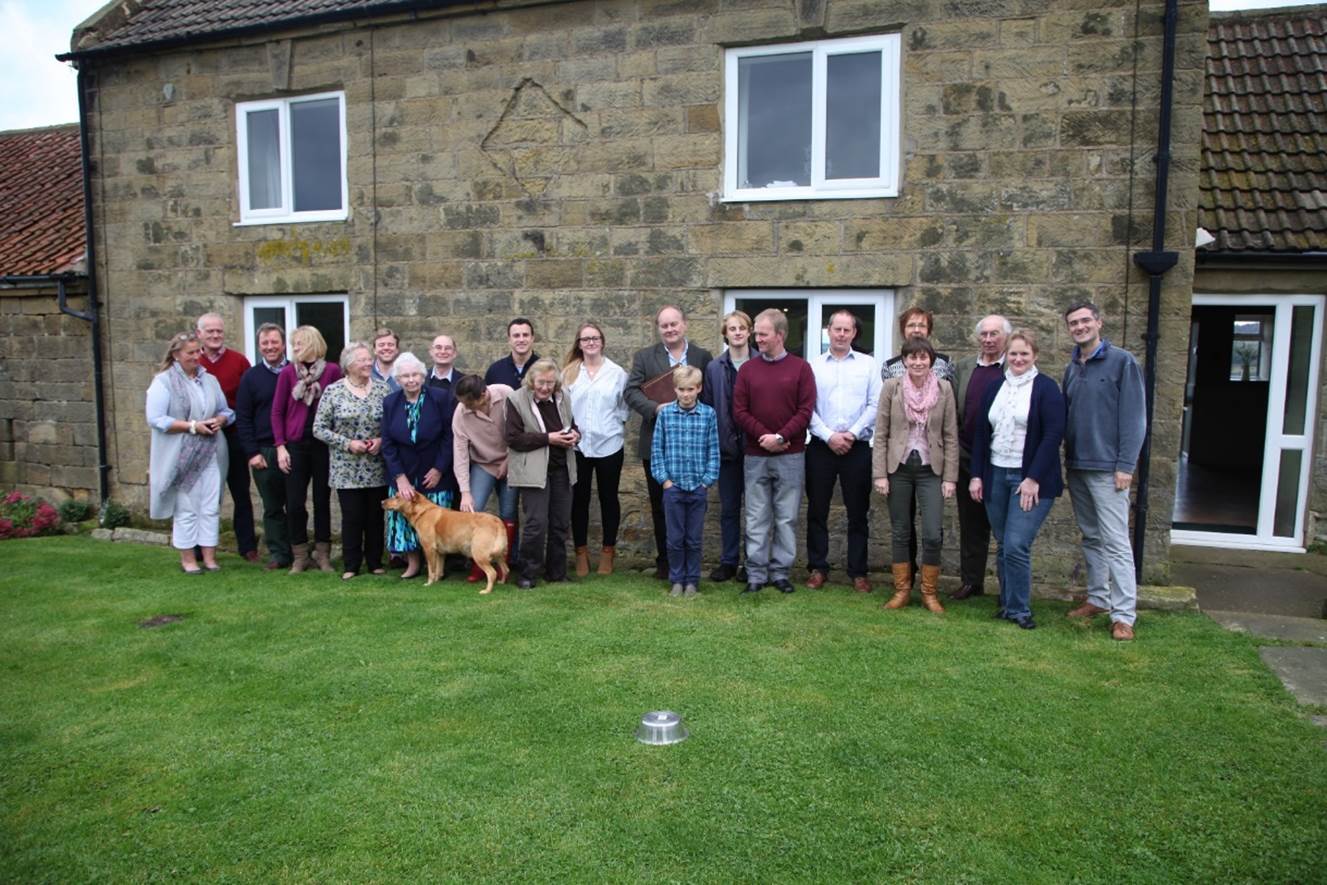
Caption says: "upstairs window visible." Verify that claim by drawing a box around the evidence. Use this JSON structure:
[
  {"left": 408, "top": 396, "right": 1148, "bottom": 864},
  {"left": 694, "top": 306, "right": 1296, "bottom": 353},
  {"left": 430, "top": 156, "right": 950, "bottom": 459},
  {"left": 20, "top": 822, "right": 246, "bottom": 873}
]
[
  {"left": 236, "top": 92, "right": 348, "bottom": 224},
  {"left": 723, "top": 35, "right": 900, "bottom": 202}
]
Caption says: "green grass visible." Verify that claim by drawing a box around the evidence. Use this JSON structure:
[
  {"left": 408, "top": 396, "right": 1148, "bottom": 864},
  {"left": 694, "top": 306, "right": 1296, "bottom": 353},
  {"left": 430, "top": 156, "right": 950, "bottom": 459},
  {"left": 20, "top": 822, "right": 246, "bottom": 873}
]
[{"left": 2, "top": 537, "right": 1324, "bottom": 882}]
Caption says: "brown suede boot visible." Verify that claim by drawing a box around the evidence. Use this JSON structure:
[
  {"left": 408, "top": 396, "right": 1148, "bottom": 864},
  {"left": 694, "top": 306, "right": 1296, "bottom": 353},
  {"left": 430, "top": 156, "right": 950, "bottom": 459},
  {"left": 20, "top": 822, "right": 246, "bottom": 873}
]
[
  {"left": 597, "top": 546, "right": 615, "bottom": 576},
  {"left": 312, "top": 541, "right": 335, "bottom": 573},
  {"left": 919, "top": 564, "right": 945, "bottom": 613},
  {"left": 288, "top": 543, "right": 310, "bottom": 575},
  {"left": 575, "top": 546, "right": 590, "bottom": 577},
  {"left": 884, "top": 563, "right": 911, "bottom": 609}
]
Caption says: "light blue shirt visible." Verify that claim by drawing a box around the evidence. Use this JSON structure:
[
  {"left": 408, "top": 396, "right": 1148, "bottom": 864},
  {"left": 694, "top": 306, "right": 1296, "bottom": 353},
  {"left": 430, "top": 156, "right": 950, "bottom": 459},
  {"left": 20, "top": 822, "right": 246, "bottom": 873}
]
[{"left": 809, "top": 349, "right": 880, "bottom": 443}]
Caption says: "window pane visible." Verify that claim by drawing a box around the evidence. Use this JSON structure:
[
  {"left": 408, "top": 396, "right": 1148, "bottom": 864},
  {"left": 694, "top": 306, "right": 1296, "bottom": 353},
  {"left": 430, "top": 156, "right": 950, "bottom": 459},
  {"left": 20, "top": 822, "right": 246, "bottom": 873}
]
[
  {"left": 246, "top": 109, "right": 281, "bottom": 210},
  {"left": 1273, "top": 448, "right": 1302, "bottom": 538},
  {"left": 296, "top": 301, "right": 345, "bottom": 364},
  {"left": 734, "top": 298, "right": 809, "bottom": 357},
  {"left": 737, "top": 53, "right": 811, "bottom": 189},
  {"left": 826, "top": 51, "right": 881, "bottom": 180},
  {"left": 1281, "top": 305, "right": 1315, "bottom": 436},
  {"left": 251, "top": 306, "right": 286, "bottom": 357},
  {"left": 818, "top": 303, "right": 877, "bottom": 356},
  {"left": 291, "top": 98, "right": 342, "bottom": 212}
]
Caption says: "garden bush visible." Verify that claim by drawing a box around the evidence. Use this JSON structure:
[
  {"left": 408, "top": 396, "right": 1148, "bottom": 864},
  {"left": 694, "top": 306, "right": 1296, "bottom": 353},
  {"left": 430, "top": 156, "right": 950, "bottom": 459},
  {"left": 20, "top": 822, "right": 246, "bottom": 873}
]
[
  {"left": 97, "top": 498, "right": 130, "bottom": 529},
  {"left": 57, "top": 498, "right": 94, "bottom": 524},
  {"left": 0, "top": 491, "right": 61, "bottom": 539}
]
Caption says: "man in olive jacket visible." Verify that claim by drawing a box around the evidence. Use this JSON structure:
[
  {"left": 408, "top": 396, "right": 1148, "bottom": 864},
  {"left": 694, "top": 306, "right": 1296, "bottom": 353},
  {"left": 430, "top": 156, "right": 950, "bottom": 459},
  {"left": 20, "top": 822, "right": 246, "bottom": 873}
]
[{"left": 624, "top": 305, "right": 713, "bottom": 579}]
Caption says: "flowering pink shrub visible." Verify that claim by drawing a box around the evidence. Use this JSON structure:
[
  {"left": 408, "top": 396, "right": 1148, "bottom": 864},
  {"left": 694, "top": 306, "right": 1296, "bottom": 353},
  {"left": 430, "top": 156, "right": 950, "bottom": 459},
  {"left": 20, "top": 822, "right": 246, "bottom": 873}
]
[{"left": 0, "top": 491, "right": 62, "bottom": 540}]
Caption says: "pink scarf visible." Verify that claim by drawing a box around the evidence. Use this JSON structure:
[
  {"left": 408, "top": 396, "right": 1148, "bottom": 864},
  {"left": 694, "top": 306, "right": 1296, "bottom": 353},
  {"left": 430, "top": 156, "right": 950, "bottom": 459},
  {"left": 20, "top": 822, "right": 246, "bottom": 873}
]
[{"left": 902, "top": 372, "right": 940, "bottom": 427}]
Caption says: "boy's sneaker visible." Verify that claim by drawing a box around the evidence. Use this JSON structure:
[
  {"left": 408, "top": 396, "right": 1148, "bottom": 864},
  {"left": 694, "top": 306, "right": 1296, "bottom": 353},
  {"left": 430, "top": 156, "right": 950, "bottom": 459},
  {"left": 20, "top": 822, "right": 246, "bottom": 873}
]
[
  {"left": 669, "top": 583, "right": 684, "bottom": 597},
  {"left": 683, "top": 584, "right": 698, "bottom": 597}
]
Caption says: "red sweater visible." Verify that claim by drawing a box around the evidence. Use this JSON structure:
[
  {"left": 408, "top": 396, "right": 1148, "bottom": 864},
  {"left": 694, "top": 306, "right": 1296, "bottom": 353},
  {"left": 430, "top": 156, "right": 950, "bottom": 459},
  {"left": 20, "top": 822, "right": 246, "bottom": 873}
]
[
  {"left": 732, "top": 352, "right": 816, "bottom": 456},
  {"left": 203, "top": 348, "right": 252, "bottom": 408}
]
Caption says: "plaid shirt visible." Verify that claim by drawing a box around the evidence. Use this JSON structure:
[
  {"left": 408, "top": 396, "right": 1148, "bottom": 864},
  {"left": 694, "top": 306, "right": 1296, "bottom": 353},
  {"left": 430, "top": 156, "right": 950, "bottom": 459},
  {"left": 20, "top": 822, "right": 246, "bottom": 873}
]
[{"left": 650, "top": 401, "right": 719, "bottom": 491}]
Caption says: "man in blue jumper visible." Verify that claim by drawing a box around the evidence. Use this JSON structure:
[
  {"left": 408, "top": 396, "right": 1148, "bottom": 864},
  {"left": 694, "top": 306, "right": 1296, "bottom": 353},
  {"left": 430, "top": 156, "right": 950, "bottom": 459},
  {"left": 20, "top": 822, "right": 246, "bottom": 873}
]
[{"left": 1061, "top": 302, "right": 1147, "bottom": 641}]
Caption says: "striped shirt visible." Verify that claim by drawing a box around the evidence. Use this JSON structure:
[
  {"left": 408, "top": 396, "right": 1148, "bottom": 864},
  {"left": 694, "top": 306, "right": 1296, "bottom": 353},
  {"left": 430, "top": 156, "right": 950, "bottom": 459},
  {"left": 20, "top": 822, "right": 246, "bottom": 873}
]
[{"left": 650, "top": 401, "right": 720, "bottom": 491}]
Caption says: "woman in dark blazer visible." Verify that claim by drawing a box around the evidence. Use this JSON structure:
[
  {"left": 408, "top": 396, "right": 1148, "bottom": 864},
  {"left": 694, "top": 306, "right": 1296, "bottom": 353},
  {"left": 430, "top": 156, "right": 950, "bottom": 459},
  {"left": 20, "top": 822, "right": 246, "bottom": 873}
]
[
  {"left": 381, "top": 352, "right": 459, "bottom": 579},
  {"left": 968, "top": 330, "right": 1065, "bottom": 630}
]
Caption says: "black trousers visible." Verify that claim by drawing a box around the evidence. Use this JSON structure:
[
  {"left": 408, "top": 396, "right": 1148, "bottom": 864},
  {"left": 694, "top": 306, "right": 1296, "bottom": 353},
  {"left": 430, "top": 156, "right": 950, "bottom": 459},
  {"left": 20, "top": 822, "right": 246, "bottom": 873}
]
[
  {"left": 805, "top": 438, "right": 872, "bottom": 578},
  {"left": 519, "top": 464, "right": 573, "bottom": 581},
  {"left": 284, "top": 436, "right": 331, "bottom": 546},
  {"left": 223, "top": 428, "right": 257, "bottom": 555},
  {"left": 337, "top": 486, "right": 386, "bottom": 574},
  {"left": 956, "top": 454, "right": 991, "bottom": 586},
  {"left": 572, "top": 448, "right": 624, "bottom": 548},
  {"left": 642, "top": 460, "right": 668, "bottom": 568}
]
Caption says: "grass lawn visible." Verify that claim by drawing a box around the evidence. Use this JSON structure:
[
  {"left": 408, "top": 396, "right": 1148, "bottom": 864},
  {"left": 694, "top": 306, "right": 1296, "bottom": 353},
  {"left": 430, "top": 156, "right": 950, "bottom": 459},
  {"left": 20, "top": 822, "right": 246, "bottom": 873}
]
[{"left": 1, "top": 537, "right": 1324, "bottom": 881}]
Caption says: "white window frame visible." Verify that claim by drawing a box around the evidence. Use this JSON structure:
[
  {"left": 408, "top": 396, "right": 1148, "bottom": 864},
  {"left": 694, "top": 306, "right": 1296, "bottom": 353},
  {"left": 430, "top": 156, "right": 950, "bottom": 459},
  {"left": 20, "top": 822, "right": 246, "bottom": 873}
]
[
  {"left": 235, "top": 91, "right": 349, "bottom": 225},
  {"left": 722, "top": 288, "right": 895, "bottom": 360},
  {"left": 723, "top": 35, "right": 901, "bottom": 202},
  {"left": 242, "top": 294, "right": 350, "bottom": 365}
]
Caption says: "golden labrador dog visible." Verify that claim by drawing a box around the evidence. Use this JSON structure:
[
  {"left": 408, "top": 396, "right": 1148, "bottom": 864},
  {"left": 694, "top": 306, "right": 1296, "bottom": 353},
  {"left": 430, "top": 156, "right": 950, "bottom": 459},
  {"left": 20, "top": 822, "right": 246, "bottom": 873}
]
[{"left": 382, "top": 493, "right": 509, "bottom": 593}]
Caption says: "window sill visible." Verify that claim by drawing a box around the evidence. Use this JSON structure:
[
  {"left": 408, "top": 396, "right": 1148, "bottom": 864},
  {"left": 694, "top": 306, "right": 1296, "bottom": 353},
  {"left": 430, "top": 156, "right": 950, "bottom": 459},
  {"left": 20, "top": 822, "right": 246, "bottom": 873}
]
[
  {"left": 721, "top": 187, "right": 897, "bottom": 203},
  {"left": 233, "top": 211, "right": 349, "bottom": 227}
]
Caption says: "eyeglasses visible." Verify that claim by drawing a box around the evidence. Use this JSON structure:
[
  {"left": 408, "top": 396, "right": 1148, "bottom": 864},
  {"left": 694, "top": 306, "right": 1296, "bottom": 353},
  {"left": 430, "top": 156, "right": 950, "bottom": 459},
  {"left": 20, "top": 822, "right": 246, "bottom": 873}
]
[
  {"left": 578, "top": 336, "right": 602, "bottom": 344},
  {"left": 978, "top": 331, "right": 1004, "bottom": 339}
]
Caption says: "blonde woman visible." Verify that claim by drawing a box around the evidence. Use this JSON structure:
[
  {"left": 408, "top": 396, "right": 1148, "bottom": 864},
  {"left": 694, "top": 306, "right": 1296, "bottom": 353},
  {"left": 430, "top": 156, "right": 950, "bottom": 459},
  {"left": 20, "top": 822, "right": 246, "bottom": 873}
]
[{"left": 272, "top": 325, "right": 342, "bottom": 573}]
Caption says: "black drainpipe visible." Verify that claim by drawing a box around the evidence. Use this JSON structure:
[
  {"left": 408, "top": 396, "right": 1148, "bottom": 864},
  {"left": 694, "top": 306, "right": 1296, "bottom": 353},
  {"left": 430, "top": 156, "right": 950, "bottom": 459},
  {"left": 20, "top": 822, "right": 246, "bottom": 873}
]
[
  {"left": 1128, "top": 0, "right": 1181, "bottom": 583},
  {"left": 63, "top": 66, "right": 112, "bottom": 505}
]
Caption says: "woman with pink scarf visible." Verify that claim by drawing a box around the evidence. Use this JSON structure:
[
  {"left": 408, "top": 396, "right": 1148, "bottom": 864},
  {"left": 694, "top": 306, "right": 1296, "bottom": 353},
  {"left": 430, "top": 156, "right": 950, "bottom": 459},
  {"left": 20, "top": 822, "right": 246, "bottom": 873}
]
[{"left": 872, "top": 337, "right": 958, "bottom": 614}]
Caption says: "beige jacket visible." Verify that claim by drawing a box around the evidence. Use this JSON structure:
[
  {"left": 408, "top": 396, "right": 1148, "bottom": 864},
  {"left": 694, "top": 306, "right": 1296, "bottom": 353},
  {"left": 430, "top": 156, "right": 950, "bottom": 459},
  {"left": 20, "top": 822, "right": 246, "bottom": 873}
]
[{"left": 871, "top": 377, "right": 959, "bottom": 483}]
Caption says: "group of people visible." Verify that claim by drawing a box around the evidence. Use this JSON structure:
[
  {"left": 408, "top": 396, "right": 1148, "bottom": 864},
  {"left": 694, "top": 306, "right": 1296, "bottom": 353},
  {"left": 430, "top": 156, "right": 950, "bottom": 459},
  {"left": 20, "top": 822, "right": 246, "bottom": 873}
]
[{"left": 146, "top": 299, "right": 1145, "bottom": 639}]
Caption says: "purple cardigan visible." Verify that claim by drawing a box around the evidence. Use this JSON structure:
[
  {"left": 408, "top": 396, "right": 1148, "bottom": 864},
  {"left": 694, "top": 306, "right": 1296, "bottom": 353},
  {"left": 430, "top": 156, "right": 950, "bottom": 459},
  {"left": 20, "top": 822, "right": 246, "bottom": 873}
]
[{"left": 271, "top": 362, "right": 343, "bottom": 447}]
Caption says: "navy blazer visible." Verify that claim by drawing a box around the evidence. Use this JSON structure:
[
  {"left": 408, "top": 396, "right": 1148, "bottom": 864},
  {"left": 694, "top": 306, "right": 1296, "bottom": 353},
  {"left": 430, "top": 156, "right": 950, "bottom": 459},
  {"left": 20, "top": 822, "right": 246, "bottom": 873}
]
[
  {"left": 969, "top": 372, "right": 1065, "bottom": 499},
  {"left": 381, "top": 387, "right": 459, "bottom": 493}
]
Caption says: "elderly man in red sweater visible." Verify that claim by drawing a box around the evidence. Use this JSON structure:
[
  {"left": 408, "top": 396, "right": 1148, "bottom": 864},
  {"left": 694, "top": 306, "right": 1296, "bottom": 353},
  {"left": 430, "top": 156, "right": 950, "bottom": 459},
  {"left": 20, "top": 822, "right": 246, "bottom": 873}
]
[
  {"left": 731, "top": 308, "right": 816, "bottom": 594},
  {"left": 197, "top": 312, "right": 257, "bottom": 561}
]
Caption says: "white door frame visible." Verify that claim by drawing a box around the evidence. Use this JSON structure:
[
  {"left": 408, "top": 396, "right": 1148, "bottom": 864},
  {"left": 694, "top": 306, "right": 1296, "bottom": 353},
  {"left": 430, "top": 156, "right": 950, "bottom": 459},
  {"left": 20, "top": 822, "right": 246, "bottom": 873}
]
[
  {"left": 1171, "top": 293, "right": 1324, "bottom": 552},
  {"left": 242, "top": 294, "right": 350, "bottom": 365},
  {"left": 721, "top": 289, "right": 895, "bottom": 359}
]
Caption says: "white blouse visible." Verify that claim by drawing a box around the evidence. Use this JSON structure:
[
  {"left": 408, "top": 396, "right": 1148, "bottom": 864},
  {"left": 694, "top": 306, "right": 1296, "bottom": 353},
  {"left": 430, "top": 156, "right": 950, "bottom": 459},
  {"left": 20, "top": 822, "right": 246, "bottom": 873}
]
[
  {"left": 988, "top": 367, "right": 1038, "bottom": 469},
  {"left": 567, "top": 357, "right": 628, "bottom": 459}
]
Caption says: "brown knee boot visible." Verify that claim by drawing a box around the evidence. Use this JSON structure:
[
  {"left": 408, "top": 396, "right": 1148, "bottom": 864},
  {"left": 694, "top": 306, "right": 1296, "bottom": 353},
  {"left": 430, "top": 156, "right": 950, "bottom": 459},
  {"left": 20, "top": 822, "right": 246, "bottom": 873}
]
[
  {"left": 288, "top": 543, "right": 310, "bottom": 575},
  {"left": 597, "top": 546, "right": 615, "bottom": 576},
  {"left": 884, "top": 563, "right": 911, "bottom": 609},
  {"left": 919, "top": 564, "right": 945, "bottom": 613},
  {"left": 312, "top": 541, "right": 335, "bottom": 573},
  {"left": 575, "top": 546, "right": 590, "bottom": 577}
]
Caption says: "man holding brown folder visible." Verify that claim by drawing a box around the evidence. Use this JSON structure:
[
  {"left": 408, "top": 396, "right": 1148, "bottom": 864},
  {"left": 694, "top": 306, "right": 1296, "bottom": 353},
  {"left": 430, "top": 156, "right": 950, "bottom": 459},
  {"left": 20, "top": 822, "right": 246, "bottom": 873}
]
[{"left": 625, "top": 306, "right": 713, "bottom": 579}]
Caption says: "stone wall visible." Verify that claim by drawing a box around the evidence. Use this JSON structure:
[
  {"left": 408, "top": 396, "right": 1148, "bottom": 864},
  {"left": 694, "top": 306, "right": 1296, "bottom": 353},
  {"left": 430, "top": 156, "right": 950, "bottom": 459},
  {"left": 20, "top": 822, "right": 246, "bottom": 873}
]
[
  {"left": 81, "top": 0, "right": 1208, "bottom": 582},
  {"left": 0, "top": 285, "right": 101, "bottom": 501}
]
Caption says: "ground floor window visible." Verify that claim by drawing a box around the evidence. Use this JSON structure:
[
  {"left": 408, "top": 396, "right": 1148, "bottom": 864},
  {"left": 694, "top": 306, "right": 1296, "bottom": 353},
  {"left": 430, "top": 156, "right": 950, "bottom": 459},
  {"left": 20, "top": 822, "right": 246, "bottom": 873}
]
[
  {"left": 722, "top": 289, "right": 894, "bottom": 359},
  {"left": 242, "top": 294, "right": 349, "bottom": 365}
]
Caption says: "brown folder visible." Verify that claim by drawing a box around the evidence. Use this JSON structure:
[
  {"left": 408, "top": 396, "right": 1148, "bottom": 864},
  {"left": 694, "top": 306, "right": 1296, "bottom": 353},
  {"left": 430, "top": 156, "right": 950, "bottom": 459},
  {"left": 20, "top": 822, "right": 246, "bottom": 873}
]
[{"left": 641, "top": 370, "right": 676, "bottom": 405}]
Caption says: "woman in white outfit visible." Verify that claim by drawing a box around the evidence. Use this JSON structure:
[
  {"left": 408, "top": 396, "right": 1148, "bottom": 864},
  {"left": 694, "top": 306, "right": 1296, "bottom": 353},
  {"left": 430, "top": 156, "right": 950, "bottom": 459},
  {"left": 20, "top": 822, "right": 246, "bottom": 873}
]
[
  {"left": 562, "top": 321, "right": 628, "bottom": 576},
  {"left": 146, "top": 331, "right": 234, "bottom": 574}
]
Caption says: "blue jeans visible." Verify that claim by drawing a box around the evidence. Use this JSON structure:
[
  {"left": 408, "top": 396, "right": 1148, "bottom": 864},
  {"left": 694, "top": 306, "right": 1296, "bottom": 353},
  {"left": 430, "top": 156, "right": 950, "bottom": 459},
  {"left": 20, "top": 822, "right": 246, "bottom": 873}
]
[
  {"left": 716, "top": 456, "right": 744, "bottom": 566},
  {"left": 470, "top": 464, "right": 520, "bottom": 561},
  {"left": 984, "top": 465, "right": 1055, "bottom": 620},
  {"left": 663, "top": 485, "right": 707, "bottom": 585}
]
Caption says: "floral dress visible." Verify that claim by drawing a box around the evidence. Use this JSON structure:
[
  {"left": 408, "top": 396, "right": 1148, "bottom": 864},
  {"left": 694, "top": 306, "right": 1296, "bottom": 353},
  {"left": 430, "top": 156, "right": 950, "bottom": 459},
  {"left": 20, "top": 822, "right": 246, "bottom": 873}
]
[
  {"left": 312, "top": 379, "right": 389, "bottom": 489},
  {"left": 386, "top": 395, "right": 455, "bottom": 553}
]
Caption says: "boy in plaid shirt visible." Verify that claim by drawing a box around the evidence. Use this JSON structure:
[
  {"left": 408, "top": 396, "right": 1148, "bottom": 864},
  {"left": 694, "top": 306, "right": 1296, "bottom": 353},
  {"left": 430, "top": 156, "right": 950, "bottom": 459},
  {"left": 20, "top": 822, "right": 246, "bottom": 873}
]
[{"left": 650, "top": 365, "right": 720, "bottom": 597}]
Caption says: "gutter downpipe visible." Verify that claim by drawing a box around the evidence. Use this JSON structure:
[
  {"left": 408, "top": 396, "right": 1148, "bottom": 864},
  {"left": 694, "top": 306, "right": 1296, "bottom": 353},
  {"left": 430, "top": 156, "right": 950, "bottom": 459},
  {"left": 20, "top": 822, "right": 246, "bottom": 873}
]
[
  {"left": 62, "top": 66, "right": 112, "bottom": 505},
  {"left": 1128, "top": 0, "right": 1181, "bottom": 583}
]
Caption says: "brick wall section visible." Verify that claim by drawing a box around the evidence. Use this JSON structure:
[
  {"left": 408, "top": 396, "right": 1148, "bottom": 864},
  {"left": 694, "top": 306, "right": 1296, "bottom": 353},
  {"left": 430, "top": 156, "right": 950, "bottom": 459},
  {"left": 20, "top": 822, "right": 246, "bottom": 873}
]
[
  {"left": 0, "top": 287, "right": 100, "bottom": 501},
  {"left": 82, "top": 0, "right": 1208, "bottom": 582}
]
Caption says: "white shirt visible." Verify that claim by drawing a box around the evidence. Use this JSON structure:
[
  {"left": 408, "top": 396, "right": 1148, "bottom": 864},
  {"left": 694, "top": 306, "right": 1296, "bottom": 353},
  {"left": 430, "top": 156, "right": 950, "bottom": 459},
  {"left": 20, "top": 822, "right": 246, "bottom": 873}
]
[
  {"left": 988, "top": 367, "right": 1038, "bottom": 468},
  {"left": 567, "top": 358, "right": 629, "bottom": 458},
  {"left": 809, "top": 349, "right": 881, "bottom": 443}
]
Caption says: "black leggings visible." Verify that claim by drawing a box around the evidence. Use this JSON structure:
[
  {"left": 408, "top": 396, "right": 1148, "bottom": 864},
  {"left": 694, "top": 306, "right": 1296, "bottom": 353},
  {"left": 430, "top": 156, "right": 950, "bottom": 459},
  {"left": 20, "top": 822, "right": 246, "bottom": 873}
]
[
  {"left": 284, "top": 436, "right": 331, "bottom": 546},
  {"left": 571, "top": 448, "right": 624, "bottom": 548},
  {"left": 337, "top": 486, "right": 386, "bottom": 574}
]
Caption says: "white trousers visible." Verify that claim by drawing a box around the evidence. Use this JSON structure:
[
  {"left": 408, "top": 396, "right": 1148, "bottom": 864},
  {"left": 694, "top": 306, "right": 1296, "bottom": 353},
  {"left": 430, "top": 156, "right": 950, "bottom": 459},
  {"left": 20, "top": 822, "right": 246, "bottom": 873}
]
[{"left": 172, "top": 461, "right": 222, "bottom": 550}]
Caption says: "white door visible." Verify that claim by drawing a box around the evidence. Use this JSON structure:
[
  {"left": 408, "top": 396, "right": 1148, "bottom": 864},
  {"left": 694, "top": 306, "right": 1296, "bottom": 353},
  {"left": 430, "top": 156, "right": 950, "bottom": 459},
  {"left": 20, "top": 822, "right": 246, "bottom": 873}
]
[{"left": 1172, "top": 294, "right": 1324, "bottom": 551}]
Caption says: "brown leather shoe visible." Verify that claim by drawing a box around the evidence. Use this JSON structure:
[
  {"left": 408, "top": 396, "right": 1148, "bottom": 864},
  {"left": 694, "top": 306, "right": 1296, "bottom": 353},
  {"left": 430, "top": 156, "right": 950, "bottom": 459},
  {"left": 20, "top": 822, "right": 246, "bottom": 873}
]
[
  {"left": 950, "top": 582, "right": 983, "bottom": 600},
  {"left": 1067, "top": 601, "right": 1108, "bottom": 619},
  {"left": 243, "top": 550, "right": 261, "bottom": 563},
  {"left": 806, "top": 570, "right": 828, "bottom": 590},
  {"left": 852, "top": 576, "right": 872, "bottom": 593},
  {"left": 1111, "top": 621, "right": 1136, "bottom": 641}
]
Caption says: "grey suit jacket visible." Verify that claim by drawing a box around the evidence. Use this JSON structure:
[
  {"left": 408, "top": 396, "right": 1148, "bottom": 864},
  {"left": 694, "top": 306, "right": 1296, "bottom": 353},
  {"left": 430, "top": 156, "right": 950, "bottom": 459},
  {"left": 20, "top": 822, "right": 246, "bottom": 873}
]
[{"left": 624, "top": 340, "right": 713, "bottom": 459}]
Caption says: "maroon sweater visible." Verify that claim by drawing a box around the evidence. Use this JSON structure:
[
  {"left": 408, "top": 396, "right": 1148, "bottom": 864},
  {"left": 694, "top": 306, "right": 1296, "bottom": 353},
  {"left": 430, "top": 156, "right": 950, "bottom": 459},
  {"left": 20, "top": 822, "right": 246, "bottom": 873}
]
[
  {"left": 732, "top": 352, "right": 816, "bottom": 457},
  {"left": 203, "top": 347, "right": 251, "bottom": 408}
]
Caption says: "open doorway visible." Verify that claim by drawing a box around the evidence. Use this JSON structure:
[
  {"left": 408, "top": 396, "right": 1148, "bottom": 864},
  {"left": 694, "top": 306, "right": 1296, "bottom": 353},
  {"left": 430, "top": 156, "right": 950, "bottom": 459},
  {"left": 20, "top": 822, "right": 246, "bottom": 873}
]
[{"left": 1173, "top": 295, "right": 1324, "bottom": 551}]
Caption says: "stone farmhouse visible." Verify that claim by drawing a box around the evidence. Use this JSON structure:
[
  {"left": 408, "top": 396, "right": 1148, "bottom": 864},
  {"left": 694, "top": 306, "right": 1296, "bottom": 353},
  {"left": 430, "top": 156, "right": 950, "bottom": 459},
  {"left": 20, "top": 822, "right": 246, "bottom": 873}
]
[{"left": 42, "top": 0, "right": 1221, "bottom": 581}]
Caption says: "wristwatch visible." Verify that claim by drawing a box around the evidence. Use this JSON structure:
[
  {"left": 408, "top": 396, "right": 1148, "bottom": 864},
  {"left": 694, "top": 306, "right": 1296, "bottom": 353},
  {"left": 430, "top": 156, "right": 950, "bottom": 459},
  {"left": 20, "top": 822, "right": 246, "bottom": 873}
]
[
  {"left": 188, "top": 420, "right": 197, "bottom": 435},
  {"left": 774, "top": 433, "right": 785, "bottom": 445}
]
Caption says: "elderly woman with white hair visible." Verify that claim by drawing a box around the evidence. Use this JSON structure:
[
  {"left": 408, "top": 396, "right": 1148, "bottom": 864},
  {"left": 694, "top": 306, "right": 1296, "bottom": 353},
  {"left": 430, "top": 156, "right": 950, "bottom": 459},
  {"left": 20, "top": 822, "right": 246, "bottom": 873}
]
[
  {"left": 313, "top": 341, "right": 390, "bottom": 580},
  {"left": 381, "top": 351, "right": 459, "bottom": 580}
]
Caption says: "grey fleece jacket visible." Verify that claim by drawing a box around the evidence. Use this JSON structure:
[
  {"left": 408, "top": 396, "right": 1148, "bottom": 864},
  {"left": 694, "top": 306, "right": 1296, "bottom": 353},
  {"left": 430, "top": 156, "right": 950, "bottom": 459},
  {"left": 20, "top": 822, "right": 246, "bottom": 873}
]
[{"left": 1061, "top": 339, "right": 1147, "bottom": 474}]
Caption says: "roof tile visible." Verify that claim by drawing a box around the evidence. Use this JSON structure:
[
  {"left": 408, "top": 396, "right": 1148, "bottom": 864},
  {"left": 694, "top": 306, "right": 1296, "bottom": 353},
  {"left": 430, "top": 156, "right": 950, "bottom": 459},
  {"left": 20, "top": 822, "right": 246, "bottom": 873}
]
[{"left": 0, "top": 126, "right": 86, "bottom": 276}]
